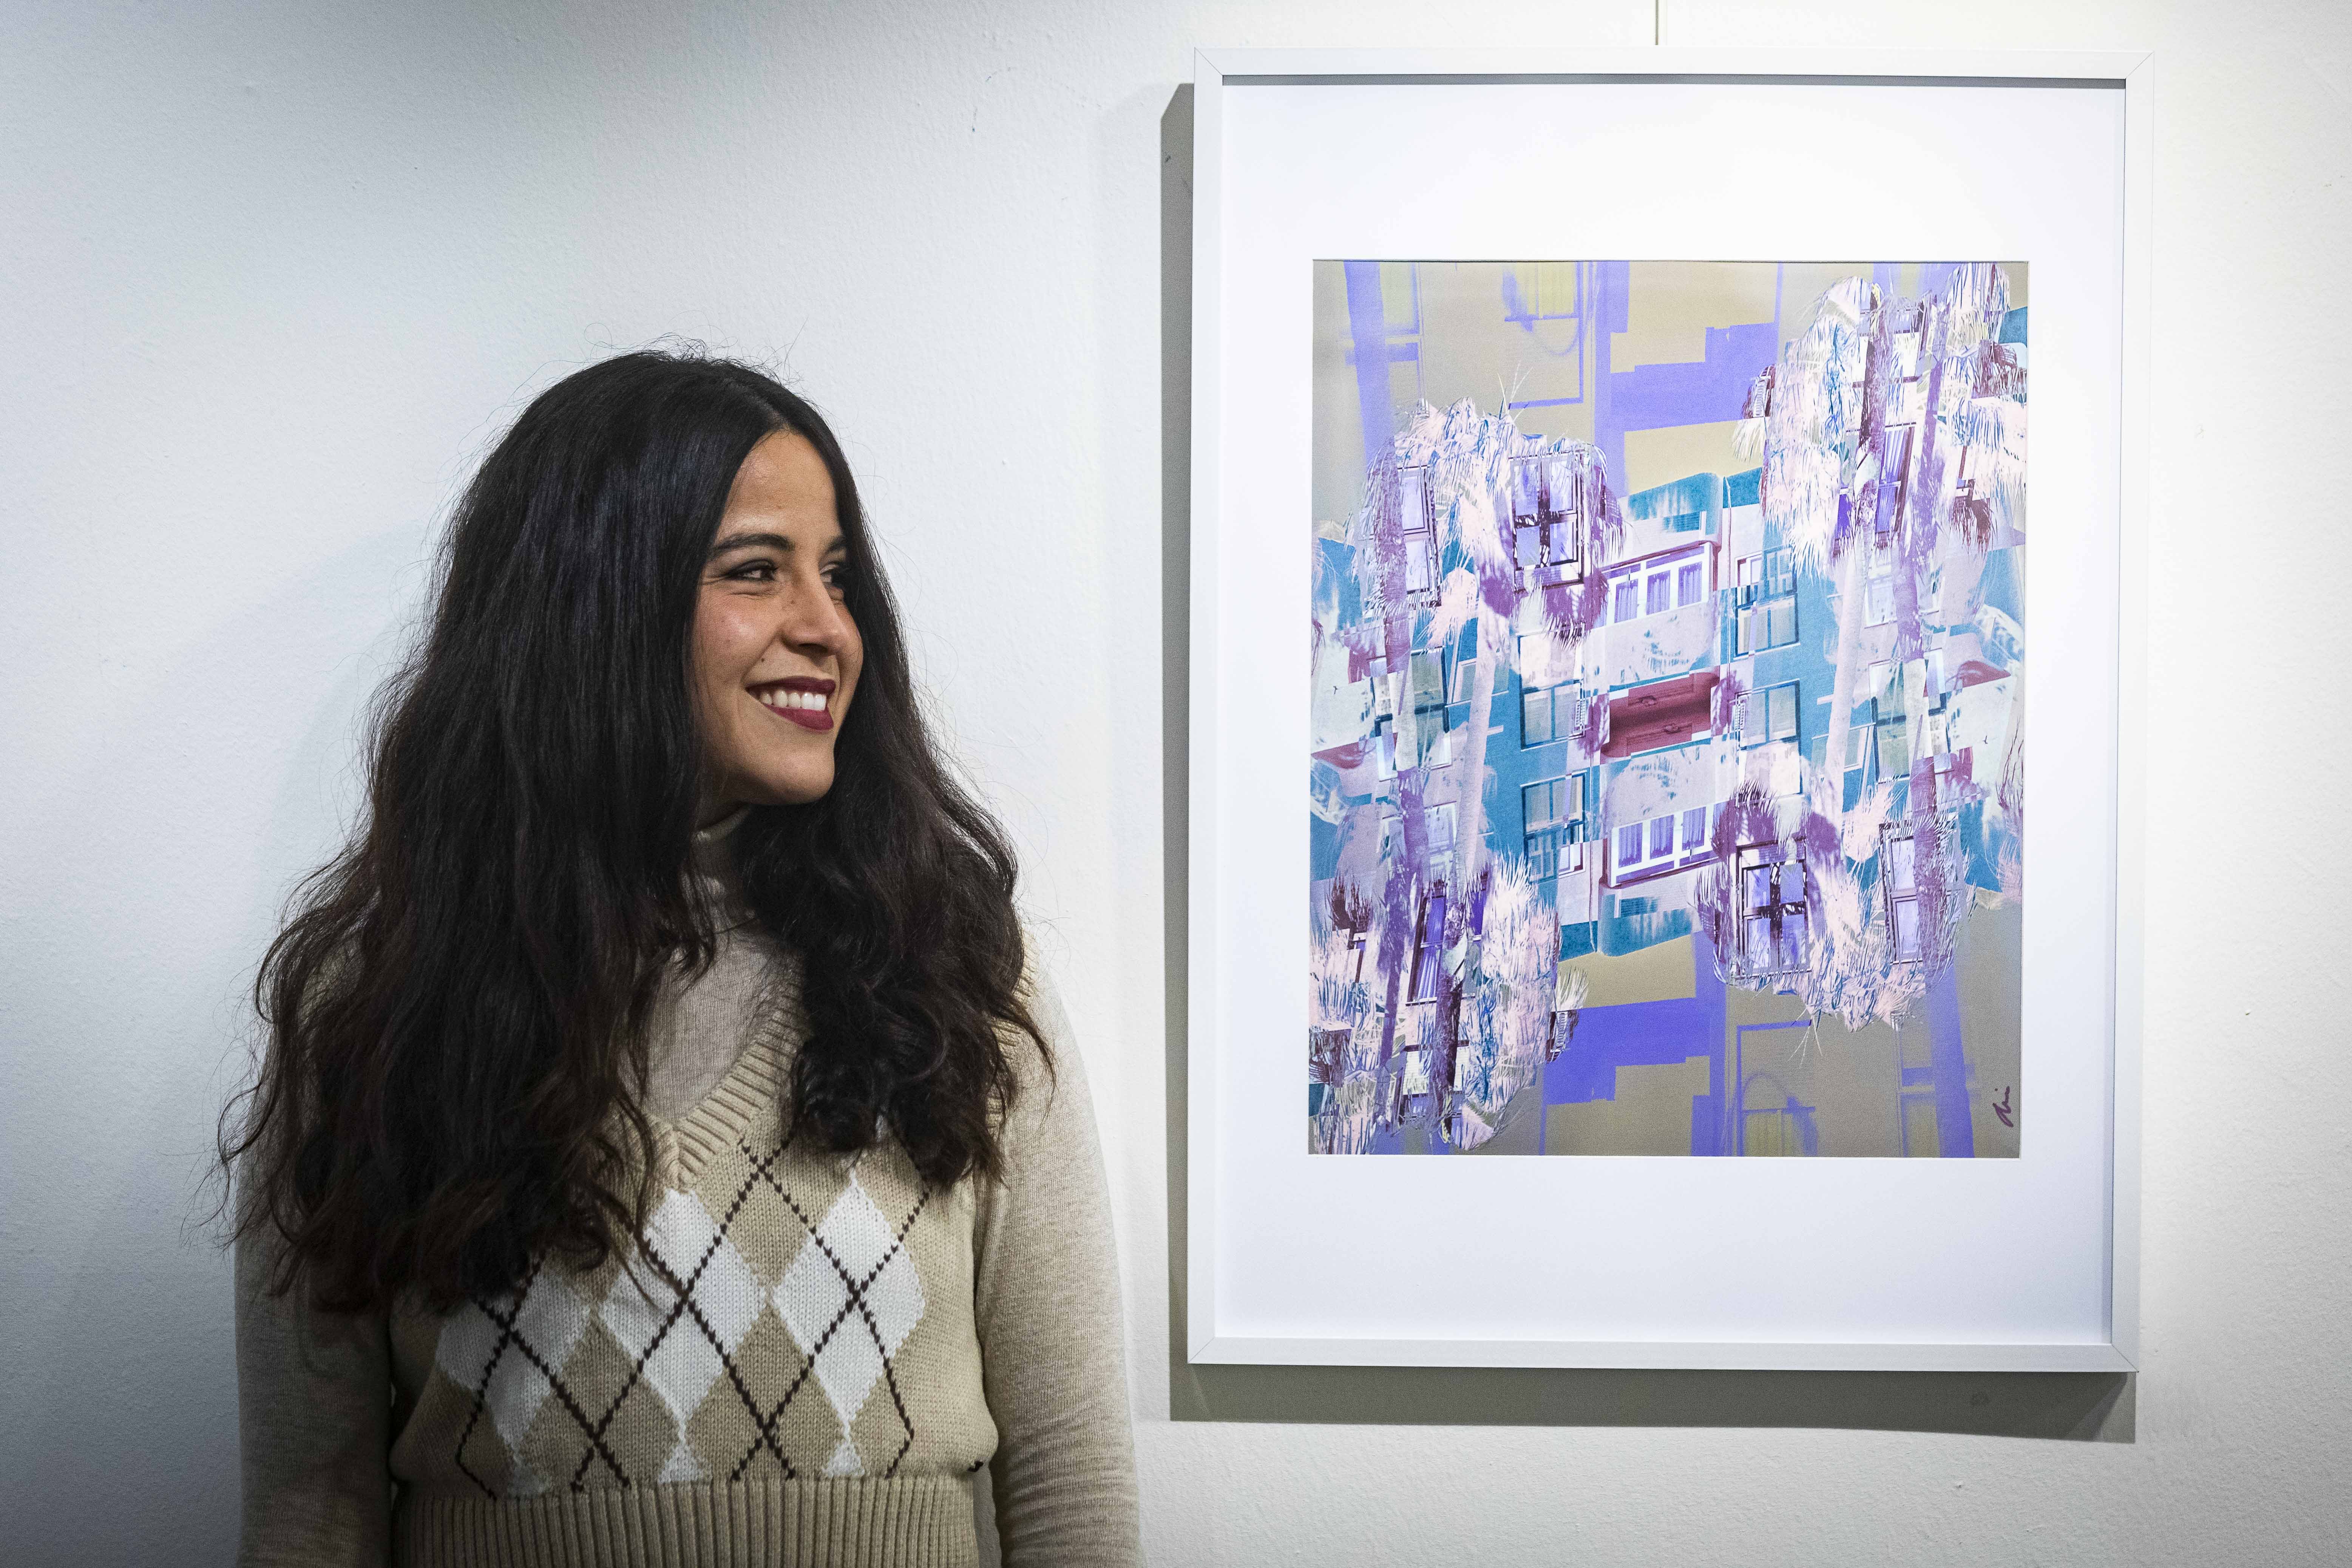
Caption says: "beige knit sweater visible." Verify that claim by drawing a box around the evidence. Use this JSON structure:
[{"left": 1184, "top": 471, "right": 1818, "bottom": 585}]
[{"left": 234, "top": 818, "right": 1142, "bottom": 1566}]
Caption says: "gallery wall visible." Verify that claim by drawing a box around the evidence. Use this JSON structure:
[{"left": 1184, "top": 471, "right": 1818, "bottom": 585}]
[{"left": 2, "top": 0, "right": 2344, "bottom": 1562}]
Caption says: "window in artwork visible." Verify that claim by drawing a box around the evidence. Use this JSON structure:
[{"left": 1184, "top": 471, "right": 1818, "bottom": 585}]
[
  {"left": 1406, "top": 535, "right": 1436, "bottom": 600},
  {"left": 1520, "top": 684, "right": 1550, "bottom": 745},
  {"left": 1398, "top": 463, "right": 1429, "bottom": 527},
  {"left": 1875, "top": 424, "right": 1915, "bottom": 538},
  {"left": 1544, "top": 452, "right": 1587, "bottom": 527},
  {"left": 1605, "top": 549, "right": 1710, "bottom": 628},
  {"left": 1523, "top": 775, "right": 1582, "bottom": 877},
  {"left": 1426, "top": 800, "right": 1458, "bottom": 887},
  {"left": 1524, "top": 825, "right": 1564, "bottom": 881},
  {"left": 1613, "top": 799, "right": 1711, "bottom": 879},
  {"left": 1410, "top": 650, "right": 1449, "bottom": 729},
  {"left": 1866, "top": 548, "right": 1895, "bottom": 626},
  {"left": 1524, "top": 776, "right": 1572, "bottom": 832},
  {"left": 1876, "top": 695, "right": 1911, "bottom": 781},
  {"left": 1521, "top": 681, "right": 1581, "bottom": 747},
  {"left": 1506, "top": 452, "right": 1586, "bottom": 590},
  {"left": 1425, "top": 802, "right": 1458, "bottom": 859},
  {"left": 1646, "top": 815, "right": 1674, "bottom": 860},
  {"left": 1882, "top": 827, "right": 1923, "bottom": 961},
  {"left": 1735, "top": 548, "right": 1798, "bottom": 653},
  {"left": 1398, "top": 465, "right": 1438, "bottom": 603},
  {"left": 1407, "top": 890, "right": 1448, "bottom": 1004},
  {"left": 1680, "top": 806, "right": 1709, "bottom": 856},
  {"left": 1747, "top": 680, "right": 1800, "bottom": 747},
  {"left": 1509, "top": 455, "right": 1544, "bottom": 526},
  {"left": 1737, "top": 850, "right": 1810, "bottom": 975}
]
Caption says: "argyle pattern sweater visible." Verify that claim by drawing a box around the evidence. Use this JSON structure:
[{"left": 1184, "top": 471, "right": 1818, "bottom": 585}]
[{"left": 236, "top": 942, "right": 1142, "bottom": 1568}]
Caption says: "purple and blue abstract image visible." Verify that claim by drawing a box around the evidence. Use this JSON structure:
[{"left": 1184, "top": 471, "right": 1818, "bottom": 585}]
[{"left": 1309, "top": 261, "right": 2026, "bottom": 1157}]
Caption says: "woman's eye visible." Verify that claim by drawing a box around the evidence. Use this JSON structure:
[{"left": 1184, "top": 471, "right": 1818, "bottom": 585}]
[{"left": 729, "top": 561, "right": 778, "bottom": 582}]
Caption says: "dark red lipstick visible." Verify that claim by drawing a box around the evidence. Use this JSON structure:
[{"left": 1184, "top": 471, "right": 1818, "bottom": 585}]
[{"left": 752, "top": 676, "right": 836, "bottom": 732}]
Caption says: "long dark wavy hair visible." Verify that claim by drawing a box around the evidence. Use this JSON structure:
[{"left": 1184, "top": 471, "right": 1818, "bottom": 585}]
[{"left": 222, "top": 349, "right": 1044, "bottom": 1314}]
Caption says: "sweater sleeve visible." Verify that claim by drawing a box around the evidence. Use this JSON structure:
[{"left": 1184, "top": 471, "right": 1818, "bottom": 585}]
[
  {"left": 233, "top": 1222, "right": 395, "bottom": 1566},
  {"left": 973, "top": 960, "right": 1144, "bottom": 1567}
]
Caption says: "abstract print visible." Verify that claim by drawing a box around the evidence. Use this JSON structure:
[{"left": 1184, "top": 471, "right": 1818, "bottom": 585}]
[{"left": 1309, "top": 262, "right": 2026, "bottom": 1158}]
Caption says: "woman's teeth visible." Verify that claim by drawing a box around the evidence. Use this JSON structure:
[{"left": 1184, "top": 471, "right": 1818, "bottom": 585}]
[{"left": 758, "top": 688, "right": 828, "bottom": 712}]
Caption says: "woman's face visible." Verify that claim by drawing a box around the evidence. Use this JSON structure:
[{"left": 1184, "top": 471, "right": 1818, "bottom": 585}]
[{"left": 690, "top": 428, "right": 863, "bottom": 820}]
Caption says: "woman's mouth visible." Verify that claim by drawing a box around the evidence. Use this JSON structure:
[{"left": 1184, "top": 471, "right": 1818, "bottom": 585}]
[{"left": 752, "top": 679, "right": 834, "bottom": 732}]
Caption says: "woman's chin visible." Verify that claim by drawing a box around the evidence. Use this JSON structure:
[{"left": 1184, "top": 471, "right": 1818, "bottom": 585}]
[{"left": 737, "top": 761, "right": 836, "bottom": 808}]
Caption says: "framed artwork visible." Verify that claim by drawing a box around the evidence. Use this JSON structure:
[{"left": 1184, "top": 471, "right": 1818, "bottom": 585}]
[{"left": 1185, "top": 49, "right": 2148, "bottom": 1370}]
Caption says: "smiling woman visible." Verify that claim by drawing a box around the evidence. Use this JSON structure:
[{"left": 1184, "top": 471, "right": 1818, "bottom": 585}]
[
  {"left": 694, "top": 429, "right": 864, "bottom": 811},
  {"left": 221, "top": 350, "right": 1140, "bottom": 1567}
]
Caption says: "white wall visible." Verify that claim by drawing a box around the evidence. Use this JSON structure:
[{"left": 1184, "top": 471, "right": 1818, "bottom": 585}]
[{"left": 2, "top": 1, "right": 2345, "bottom": 1562}]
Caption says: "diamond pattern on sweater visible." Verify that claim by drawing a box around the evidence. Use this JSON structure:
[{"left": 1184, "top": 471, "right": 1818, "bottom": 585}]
[
  {"left": 772, "top": 1169, "right": 928, "bottom": 1479},
  {"left": 596, "top": 1188, "right": 765, "bottom": 1483},
  {"left": 427, "top": 1126, "right": 940, "bottom": 1499},
  {"left": 440, "top": 1264, "right": 593, "bottom": 1498}
]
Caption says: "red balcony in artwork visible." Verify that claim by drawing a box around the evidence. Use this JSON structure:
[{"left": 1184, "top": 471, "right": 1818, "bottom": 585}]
[{"left": 1602, "top": 672, "right": 1719, "bottom": 760}]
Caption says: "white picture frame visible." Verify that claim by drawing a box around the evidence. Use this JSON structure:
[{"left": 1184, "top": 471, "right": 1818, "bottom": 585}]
[{"left": 1185, "top": 48, "right": 2149, "bottom": 1372}]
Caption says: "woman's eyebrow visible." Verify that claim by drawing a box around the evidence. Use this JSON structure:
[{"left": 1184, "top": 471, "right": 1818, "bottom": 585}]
[
  {"left": 708, "top": 531, "right": 795, "bottom": 558},
  {"left": 707, "top": 531, "right": 849, "bottom": 560}
]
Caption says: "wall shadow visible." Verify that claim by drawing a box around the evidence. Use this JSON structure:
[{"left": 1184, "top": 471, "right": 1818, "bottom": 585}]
[{"left": 1154, "top": 84, "right": 2129, "bottom": 1444}]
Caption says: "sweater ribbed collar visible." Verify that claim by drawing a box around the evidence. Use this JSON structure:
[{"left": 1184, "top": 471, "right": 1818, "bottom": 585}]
[{"left": 690, "top": 806, "right": 752, "bottom": 925}]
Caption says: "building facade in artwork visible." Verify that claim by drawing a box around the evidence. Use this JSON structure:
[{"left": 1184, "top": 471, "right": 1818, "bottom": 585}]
[{"left": 1309, "top": 262, "right": 2028, "bottom": 1158}]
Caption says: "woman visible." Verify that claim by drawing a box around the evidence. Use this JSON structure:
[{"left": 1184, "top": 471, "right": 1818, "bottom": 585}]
[{"left": 224, "top": 350, "right": 1141, "bottom": 1566}]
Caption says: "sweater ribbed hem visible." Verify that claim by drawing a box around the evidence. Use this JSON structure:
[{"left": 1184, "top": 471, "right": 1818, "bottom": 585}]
[{"left": 395, "top": 1474, "right": 977, "bottom": 1568}]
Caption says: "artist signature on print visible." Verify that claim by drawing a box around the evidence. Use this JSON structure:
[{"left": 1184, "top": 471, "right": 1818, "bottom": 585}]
[{"left": 1993, "top": 1087, "right": 2014, "bottom": 1128}]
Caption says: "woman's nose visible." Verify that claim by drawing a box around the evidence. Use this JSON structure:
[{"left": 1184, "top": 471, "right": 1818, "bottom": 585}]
[{"left": 781, "top": 573, "right": 851, "bottom": 654}]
